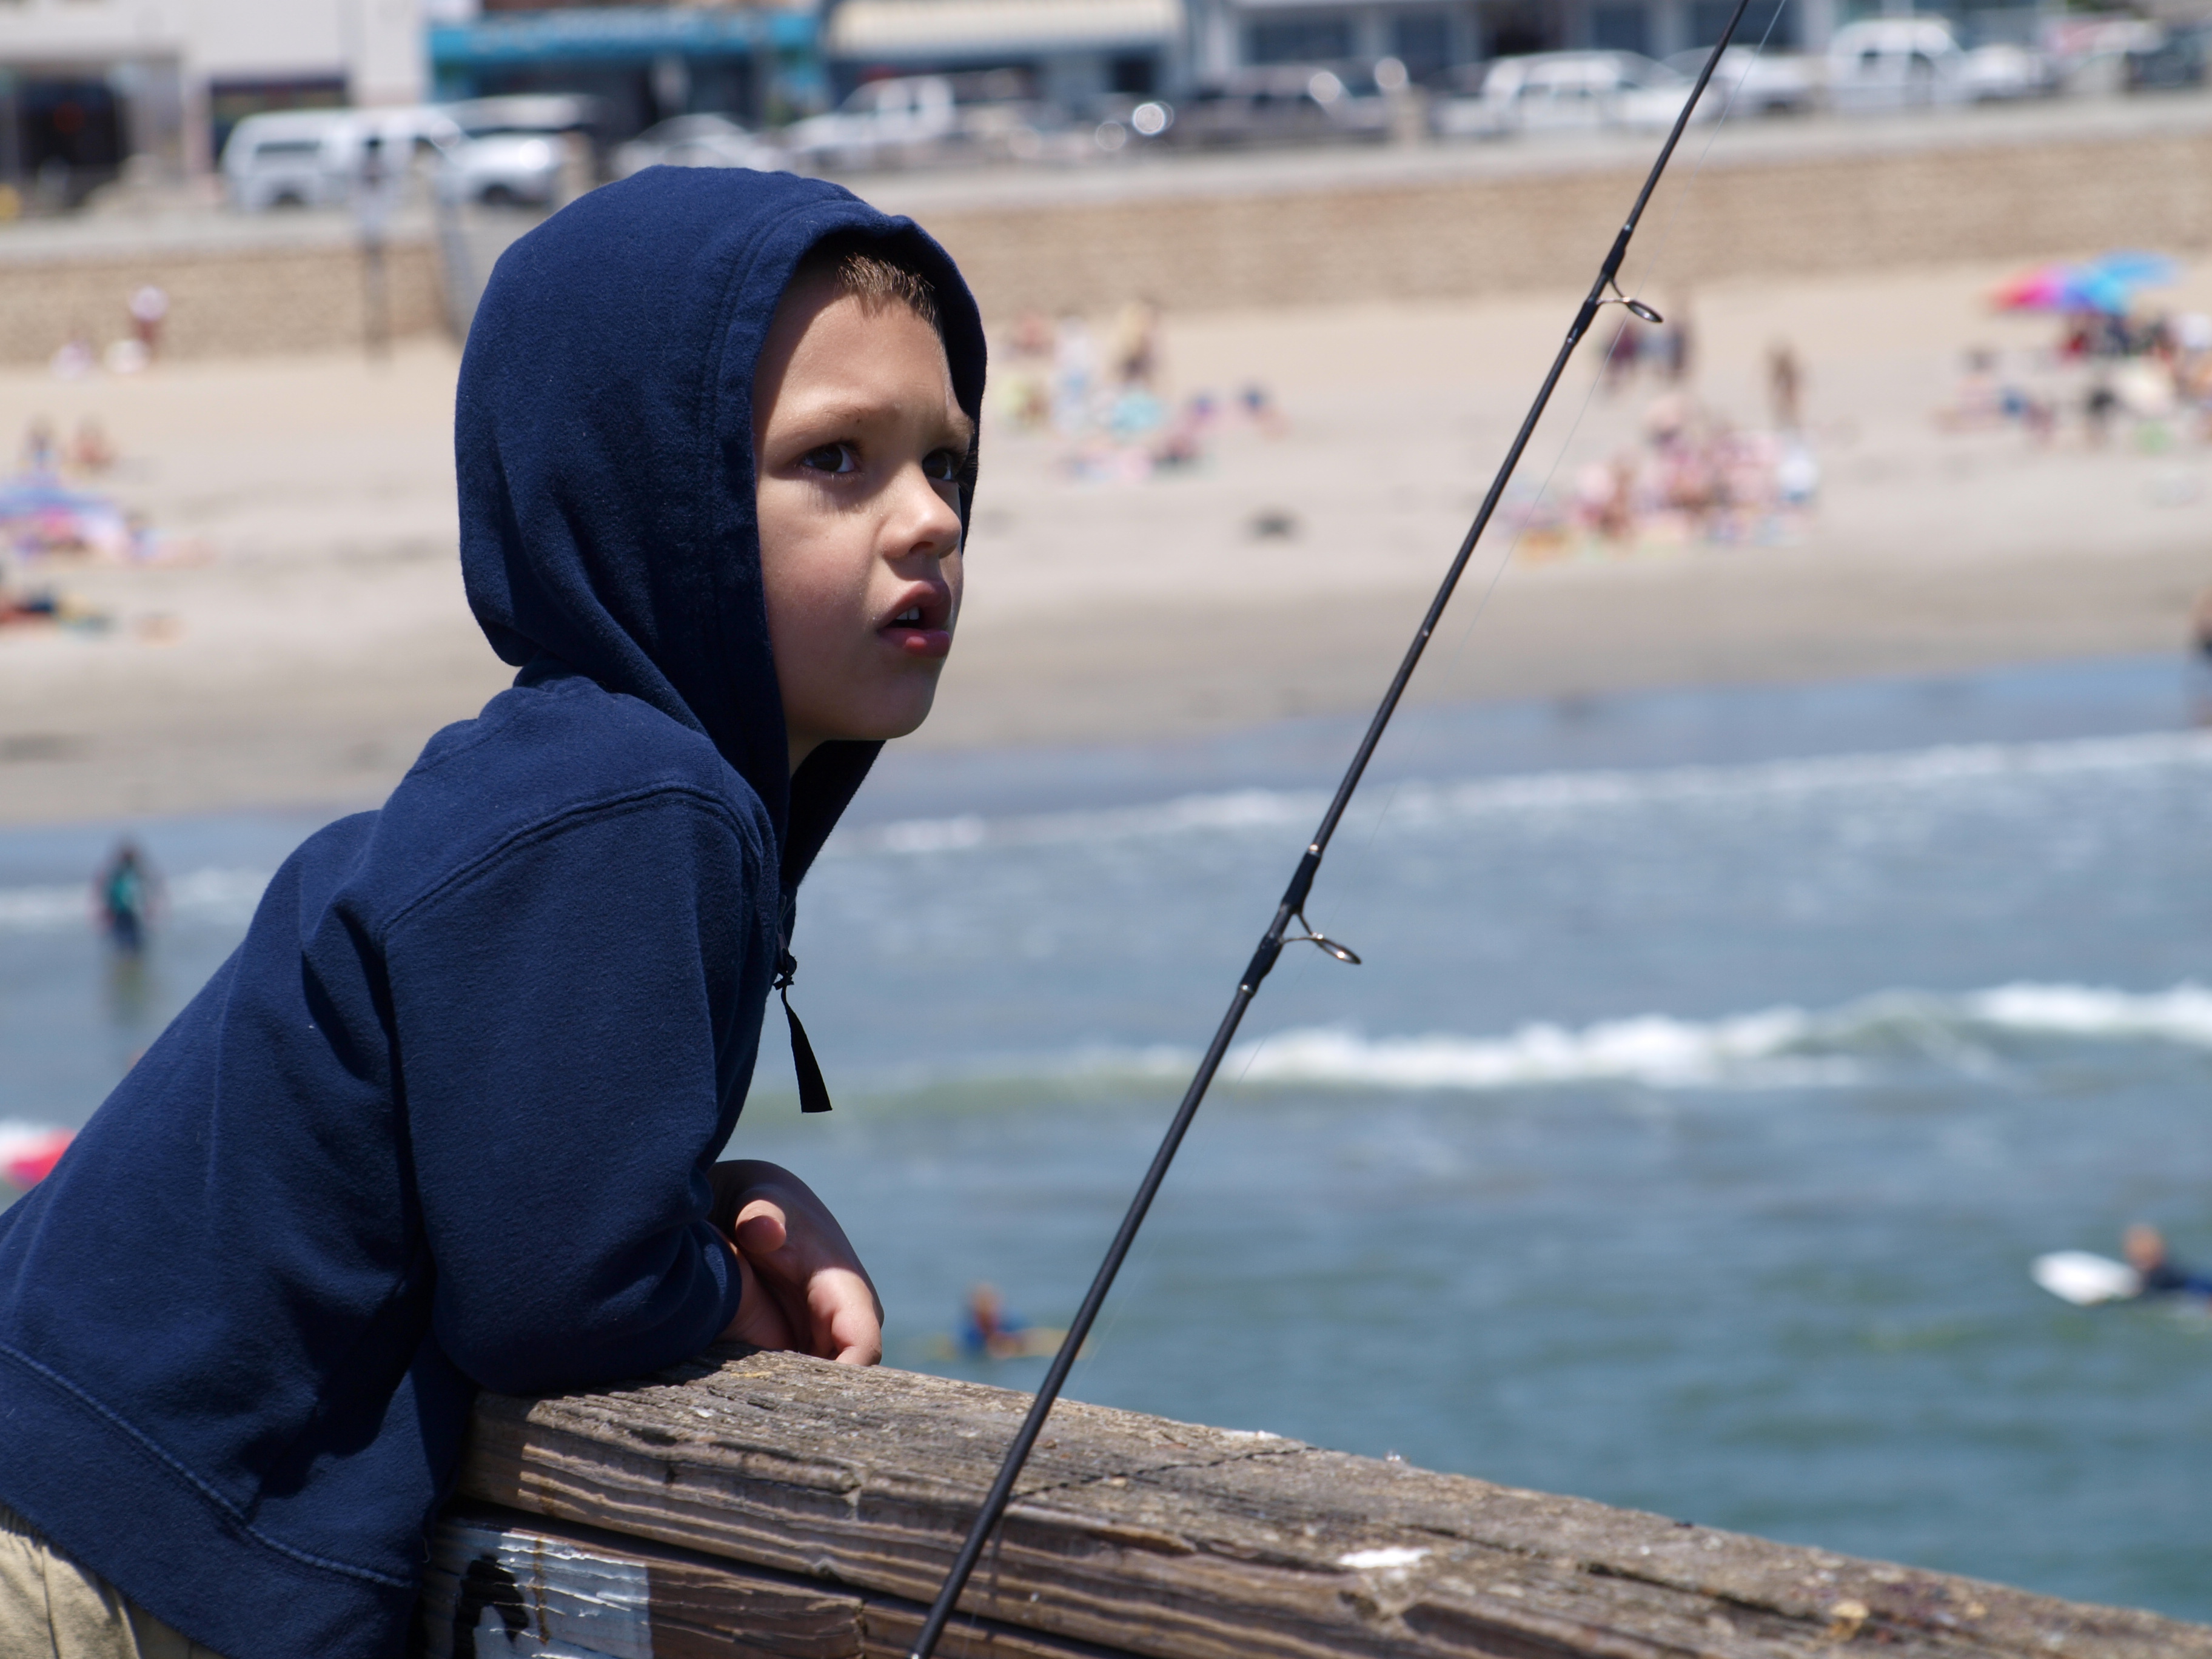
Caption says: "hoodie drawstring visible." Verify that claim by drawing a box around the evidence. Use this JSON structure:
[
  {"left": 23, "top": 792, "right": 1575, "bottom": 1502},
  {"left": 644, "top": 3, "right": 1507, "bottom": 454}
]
[{"left": 774, "top": 947, "right": 834, "bottom": 1114}]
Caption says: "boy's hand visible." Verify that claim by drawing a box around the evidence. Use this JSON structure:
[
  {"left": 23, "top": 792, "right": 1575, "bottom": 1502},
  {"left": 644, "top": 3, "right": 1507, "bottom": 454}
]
[{"left": 711, "top": 1160, "right": 883, "bottom": 1366}]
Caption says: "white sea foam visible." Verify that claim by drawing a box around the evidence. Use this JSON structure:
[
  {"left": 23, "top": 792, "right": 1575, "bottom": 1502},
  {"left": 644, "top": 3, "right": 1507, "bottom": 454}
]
[
  {"left": 1227, "top": 1009, "right": 1846, "bottom": 1090},
  {"left": 968, "top": 980, "right": 2212, "bottom": 1096},
  {"left": 0, "top": 884, "right": 88, "bottom": 931},
  {"left": 1965, "top": 981, "right": 2212, "bottom": 1046},
  {"left": 0, "top": 867, "right": 270, "bottom": 935},
  {"left": 831, "top": 729, "right": 2212, "bottom": 858}
]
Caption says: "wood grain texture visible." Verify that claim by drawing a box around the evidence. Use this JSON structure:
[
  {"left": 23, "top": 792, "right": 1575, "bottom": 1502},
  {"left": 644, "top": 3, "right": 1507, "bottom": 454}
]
[
  {"left": 420, "top": 1507, "right": 1140, "bottom": 1659},
  {"left": 451, "top": 1346, "right": 2212, "bottom": 1659}
]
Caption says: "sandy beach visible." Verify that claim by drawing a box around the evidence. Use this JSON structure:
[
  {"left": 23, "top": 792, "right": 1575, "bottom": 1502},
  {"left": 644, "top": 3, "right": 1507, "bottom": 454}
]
[{"left": 3, "top": 254, "right": 2210, "bottom": 825}]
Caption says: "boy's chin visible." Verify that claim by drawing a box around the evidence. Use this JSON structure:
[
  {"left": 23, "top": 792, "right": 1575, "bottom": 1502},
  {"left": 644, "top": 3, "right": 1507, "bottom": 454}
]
[{"left": 831, "top": 695, "right": 940, "bottom": 748}]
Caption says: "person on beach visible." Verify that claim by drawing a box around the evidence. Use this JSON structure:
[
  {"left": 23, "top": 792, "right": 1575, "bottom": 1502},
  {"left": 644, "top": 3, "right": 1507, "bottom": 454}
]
[
  {"left": 0, "top": 170, "right": 984, "bottom": 1659},
  {"left": 94, "top": 838, "right": 154, "bottom": 954}
]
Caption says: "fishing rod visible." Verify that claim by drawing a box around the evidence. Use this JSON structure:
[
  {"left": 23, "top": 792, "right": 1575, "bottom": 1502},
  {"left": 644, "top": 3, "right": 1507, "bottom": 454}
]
[{"left": 907, "top": 10, "right": 1755, "bottom": 1651}]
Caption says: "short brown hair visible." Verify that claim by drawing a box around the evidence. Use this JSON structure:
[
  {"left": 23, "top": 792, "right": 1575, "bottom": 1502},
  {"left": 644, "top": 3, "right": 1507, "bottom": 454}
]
[{"left": 794, "top": 233, "right": 941, "bottom": 337}]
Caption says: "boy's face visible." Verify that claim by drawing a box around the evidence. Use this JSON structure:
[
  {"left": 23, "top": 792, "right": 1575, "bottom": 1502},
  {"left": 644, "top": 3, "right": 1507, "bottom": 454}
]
[{"left": 753, "top": 273, "right": 971, "bottom": 772}]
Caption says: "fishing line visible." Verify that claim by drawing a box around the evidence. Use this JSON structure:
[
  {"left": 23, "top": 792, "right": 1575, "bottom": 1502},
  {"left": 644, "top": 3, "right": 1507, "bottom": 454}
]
[
  {"left": 1424, "top": 0, "right": 1783, "bottom": 691},
  {"left": 906, "top": 10, "right": 1760, "bottom": 1652},
  {"left": 1327, "top": 5, "right": 1785, "bottom": 902},
  {"left": 1022, "top": 7, "right": 1785, "bottom": 1484},
  {"left": 1332, "top": 320, "right": 1628, "bottom": 873},
  {"left": 1610, "top": 0, "right": 1787, "bottom": 306}
]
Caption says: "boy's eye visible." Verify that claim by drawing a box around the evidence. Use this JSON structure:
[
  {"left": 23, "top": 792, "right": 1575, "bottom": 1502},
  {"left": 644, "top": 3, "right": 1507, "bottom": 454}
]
[
  {"left": 800, "top": 443, "right": 857, "bottom": 475},
  {"left": 922, "top": 448, "right": 962, "bottom": 483}
]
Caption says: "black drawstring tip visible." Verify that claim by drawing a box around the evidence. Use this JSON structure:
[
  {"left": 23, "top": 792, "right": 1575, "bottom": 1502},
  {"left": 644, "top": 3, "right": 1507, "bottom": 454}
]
[
  {"left": 785, "top": 996, "right": 834, "bottom": 1114},
  {"left": 776, "top": 945, "right": 834, "bottom": 1114}
]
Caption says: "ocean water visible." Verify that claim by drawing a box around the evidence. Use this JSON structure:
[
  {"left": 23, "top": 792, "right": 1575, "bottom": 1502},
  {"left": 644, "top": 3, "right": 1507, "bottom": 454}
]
[{"left": 5, "top": 656, "right": 2211, "bottom": 1620}]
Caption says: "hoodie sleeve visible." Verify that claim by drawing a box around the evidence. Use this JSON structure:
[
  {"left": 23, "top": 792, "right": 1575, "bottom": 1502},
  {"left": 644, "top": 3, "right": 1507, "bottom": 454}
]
[{"left": 387, "top": 788, "right": 771, "bottom": 1395}]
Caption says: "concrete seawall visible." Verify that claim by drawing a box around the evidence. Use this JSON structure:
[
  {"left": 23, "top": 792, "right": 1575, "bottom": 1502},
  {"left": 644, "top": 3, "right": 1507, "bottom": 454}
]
[
  {"left": 0, "top": 213, "right": 444, "bottom": 363},
  {"left": 4, "top": 92, "right": 2211, "bottom": 361},
  {"left": 886, "top": 93, "right": 2212, "bottom": 316}
]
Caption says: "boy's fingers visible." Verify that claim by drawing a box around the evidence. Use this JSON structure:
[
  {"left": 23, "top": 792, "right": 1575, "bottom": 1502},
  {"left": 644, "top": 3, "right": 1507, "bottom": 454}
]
[
  {"left": 720, "top": 1241, "right": 797, "bottom": 1350},
  {"left": 733, "top": 1199, "right": 828, "bottom": 1350},
  {"left": 813, "top": 1267, "right": 883, "bottom": 1365},
  {"left": 731, "top": 1199, "right": 788, "bottom": 1257},
  {"left": 725, "top": 1179, "right": 882, "bottom": 1364}
]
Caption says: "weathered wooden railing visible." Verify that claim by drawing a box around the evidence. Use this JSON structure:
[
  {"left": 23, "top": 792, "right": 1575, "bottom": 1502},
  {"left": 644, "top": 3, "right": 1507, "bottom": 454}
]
[{"left": 424, "top": 1345, "right": 2210, "bottom": 1659}]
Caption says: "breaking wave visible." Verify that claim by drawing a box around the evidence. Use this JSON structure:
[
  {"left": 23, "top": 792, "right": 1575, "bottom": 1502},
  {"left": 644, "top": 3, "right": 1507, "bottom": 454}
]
[
  {"left": 902, "top": 981, "right": 2212, "bottom": 1099},
  {"left": 1223, "top": 982, "right": 2212, "bottom": 1091},
  {"left": 1226, "top": 1010, "right": 1851, "bottom": 1091}
]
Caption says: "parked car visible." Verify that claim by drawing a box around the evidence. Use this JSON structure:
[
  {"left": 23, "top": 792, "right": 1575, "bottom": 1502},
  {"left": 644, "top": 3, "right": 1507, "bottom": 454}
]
[
  {"left": 2046, "top": 16, "right": 2160, "bottom": 95},
  {"left": 612, "top": 113, "right": 785, "bottom": 178},
  {"left": 441, "top": 132, "right": 563, "bottom": 205},
  {"left": 221, "top": 107, "right": 457, "bottom": 212},
  {"left": 1961, "top": 41, "right": 2059, "bottom": 99},
  {"left": 222, "top": 111, "right": 351, "bottom": 211},
  {"left": 783, "top": 73, "right": 1051, "bottom": 170},
  {"left": 2128, "top": 22, "right": 2212, "bottom": 89},
  {"left": 1824, "top": 19, "right": 2052, "bottom": 110},
  {"left": 1661, "top": 46, "right": 1819, "bottom": 114},
  {"left": 437, "top": 95, "right": 605, "bottom": 206},
  {"left": 1170, "top": 62, "right": 1396, "bottom": 148},
  {"left": 1432, "top": 51, "right": 1717, "bottom": 138},
  {"left": 443, "top": 94, "right": 605, "bottom": 145}
]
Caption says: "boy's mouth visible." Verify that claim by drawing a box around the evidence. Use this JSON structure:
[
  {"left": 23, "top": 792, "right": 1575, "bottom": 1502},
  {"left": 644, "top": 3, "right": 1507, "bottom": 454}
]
[{"left": 879, "top": 589, "right": 953, "bottom": 659}]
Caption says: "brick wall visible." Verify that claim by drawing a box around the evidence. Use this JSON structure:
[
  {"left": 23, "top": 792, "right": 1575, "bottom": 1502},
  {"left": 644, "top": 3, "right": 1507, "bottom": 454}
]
[
  {"left": 1, "top": 118, "right": 2207, "bottom": 360},
  {"left": 0, "top": 235, "right": 446, "bottom": 364},
  {"left": 914, "top": 126, "right": 2212, "bottom": 317}
]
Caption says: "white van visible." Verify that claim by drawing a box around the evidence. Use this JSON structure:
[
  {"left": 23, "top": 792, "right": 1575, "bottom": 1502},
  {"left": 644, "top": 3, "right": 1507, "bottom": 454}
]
[{"left": 221, "top": 107, "right": 459, "bottom": 213}]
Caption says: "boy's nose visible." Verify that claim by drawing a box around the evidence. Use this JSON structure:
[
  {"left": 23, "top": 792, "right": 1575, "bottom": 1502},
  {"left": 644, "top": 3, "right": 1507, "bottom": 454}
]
[{"left": 891, "top": 472, "right": 962, "bottom": 559}]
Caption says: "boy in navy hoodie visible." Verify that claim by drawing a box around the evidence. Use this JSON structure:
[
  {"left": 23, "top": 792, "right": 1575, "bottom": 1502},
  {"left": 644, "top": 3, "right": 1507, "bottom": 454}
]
[{"left": 0, "top": 169, "right": 986, "bottom": 1658}]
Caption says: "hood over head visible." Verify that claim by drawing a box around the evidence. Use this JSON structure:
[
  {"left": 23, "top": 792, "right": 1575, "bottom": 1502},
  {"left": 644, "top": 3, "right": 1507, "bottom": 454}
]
[{"left": 456, "top": 168, "right": 987, "bottom": 895}]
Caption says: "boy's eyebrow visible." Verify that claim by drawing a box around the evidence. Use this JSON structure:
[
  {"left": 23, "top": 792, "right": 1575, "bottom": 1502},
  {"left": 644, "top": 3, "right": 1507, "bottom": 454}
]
[{"left": 780, "top": 394, "right": 974, "bottom": 447}]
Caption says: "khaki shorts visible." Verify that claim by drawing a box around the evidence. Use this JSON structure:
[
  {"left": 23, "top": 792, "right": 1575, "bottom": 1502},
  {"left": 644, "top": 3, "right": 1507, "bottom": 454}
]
[{"left": 0, "top": 1502, "right": 223, "bottom": 1659}]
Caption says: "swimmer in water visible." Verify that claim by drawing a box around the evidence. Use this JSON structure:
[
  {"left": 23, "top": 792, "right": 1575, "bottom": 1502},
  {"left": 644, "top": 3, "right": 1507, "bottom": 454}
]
[
  {"left": 945, "top": 1283, "right": 1066, "bottom": 1361},
  {"left": 960, "top": 1282, "right": 1024, "bottom": 1358},
  {"left": 2123, "top": 1225, "right": 2212, "bottom": 1298}
]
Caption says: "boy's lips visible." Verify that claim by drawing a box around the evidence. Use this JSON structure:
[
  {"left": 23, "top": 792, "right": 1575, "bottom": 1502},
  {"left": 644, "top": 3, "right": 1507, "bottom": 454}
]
[{"left": 879, "top": 586, "right": 953, "bottom": 659}]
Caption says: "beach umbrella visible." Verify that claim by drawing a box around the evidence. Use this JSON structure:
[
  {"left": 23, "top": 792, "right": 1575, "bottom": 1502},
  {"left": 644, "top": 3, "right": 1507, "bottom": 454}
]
[
  {"left": 1991, "top": 261, "right": 2071, "bottom": 311},
  {"left": 0, "top": 471, "right": 130, "bottom": 557},
  {"left": 1992, "top": 251, "right": 2180, "bottom": 315},
  {"left": 2085, "top": 249, "right": 2179, "bottom": 287}
]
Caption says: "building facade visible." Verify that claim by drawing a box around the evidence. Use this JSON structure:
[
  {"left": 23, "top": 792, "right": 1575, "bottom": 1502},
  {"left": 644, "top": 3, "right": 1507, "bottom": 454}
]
[
  {"left": 813, "top": 0, "right": 1812, "bottom": 102},
  {"left": 823, "top": 0, "right": 1184, "bottom": 104},
  {"left": 1189, "top": 0, "right": 1805, "bottom": 84},
  {"left": 0, "top": 0, "right": 422, "bottom": 196},
  {"left": 429, "top": 2, "right": 823, "bottom": 133}
]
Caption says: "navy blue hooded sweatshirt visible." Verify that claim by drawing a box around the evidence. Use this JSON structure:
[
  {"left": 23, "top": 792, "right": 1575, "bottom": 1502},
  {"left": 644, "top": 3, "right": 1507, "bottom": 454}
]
[{"left": 0, "top": 169, "right": 985, "bottom": 1659}]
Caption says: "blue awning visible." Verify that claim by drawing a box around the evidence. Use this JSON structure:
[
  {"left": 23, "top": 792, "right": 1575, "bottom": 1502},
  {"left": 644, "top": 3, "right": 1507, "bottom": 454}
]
[{"left": 429, "top": 7, "right": 817, "bottom": 67}]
